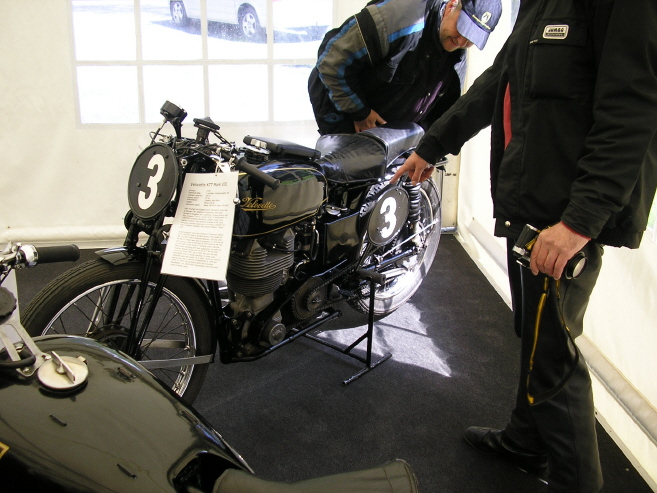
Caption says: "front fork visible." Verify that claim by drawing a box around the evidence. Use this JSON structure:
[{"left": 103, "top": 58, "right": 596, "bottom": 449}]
[
  {"left": 120, "top": 214, "right": 170, "bottom": 358},
  {"left": 123, "top": 252, "right": 168, "bottom": 357},
  {"left": 95, "top": 220, "right": 220, "bottom": 368}
]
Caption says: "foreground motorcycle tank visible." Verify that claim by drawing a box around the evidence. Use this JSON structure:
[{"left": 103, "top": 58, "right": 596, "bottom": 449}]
[
  {"left": 233, "top": 162, "right": 326, "bottom": 237},
  {"left": 0, "top": 335, "right": 248, "bottom": 492}
]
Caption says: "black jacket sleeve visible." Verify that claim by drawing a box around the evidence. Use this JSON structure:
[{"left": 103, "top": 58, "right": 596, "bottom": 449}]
[{"left": 562, "top": 0, "right": 657, "bottom": 239}]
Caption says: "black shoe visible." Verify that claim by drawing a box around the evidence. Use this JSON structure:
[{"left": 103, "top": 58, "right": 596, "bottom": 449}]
[{"left": 464, "top": 426, "right": 549, "bottom": 481}]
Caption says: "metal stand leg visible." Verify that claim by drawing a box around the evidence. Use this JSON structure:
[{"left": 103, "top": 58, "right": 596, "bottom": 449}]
[{"left": 305, "top": 270, "right": 392, "bottom": 385}]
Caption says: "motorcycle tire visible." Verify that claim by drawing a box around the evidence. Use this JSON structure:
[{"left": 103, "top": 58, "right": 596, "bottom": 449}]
[
  {"left": 21, "top": 259, "right": 213, "bottom": 403},
  {"left": 349, "top": 177, "right": 441, "bottom": 316}
]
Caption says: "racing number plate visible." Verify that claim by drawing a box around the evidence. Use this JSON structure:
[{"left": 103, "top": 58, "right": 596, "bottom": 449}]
[
  {"left": 127, "top": 144, "right": 179, "bottom": 220},
  {"left": 367, "top": 187, "right": 409, "bottom": 246}
]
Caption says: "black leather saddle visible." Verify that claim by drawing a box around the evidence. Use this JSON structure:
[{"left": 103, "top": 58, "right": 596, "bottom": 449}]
[{"left": 315, "top": 122, "right": 425, "bottom": 184}]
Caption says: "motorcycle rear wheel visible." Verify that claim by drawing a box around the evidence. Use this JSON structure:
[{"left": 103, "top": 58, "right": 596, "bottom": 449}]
[
  {"left": 349, "top": 177, "right": 441, "bottom": 316},
  {"left": 21, "top": 259, "right": 213, "bottom": 403}
]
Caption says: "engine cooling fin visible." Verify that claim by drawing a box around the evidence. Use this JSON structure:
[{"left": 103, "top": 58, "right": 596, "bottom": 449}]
[{"left": 227, "top": 237, "right": 294, "bottom": 298}]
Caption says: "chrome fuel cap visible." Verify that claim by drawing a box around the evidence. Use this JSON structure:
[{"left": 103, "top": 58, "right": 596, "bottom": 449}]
[{"left": 37, "top": 351, "right": 88, "bottom": 390}]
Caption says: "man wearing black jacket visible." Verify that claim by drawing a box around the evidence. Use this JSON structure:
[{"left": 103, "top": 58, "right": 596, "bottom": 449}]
[
  {"left": 392, "top": 0, "right": 657, "bottom": 491},
  {"left": 308, "top": 0, "right": 502, "bottom": 135}
]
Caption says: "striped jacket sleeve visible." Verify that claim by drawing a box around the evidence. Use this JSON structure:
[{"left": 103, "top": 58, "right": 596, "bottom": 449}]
[{"left": 316, "top": 1, "right": 426, "bottom": 121}]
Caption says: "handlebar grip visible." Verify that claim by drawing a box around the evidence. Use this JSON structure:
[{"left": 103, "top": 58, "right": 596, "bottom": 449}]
[
  {"left": 234, "top": 157, "right": 280, "bottom": 190},
  {"left": 35, "top": 244, "right": 80, "bottom": 264}
]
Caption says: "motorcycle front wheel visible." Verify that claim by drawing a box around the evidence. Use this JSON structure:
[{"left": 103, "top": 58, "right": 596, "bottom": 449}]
[
  {"left": 350, "top": 177, "right": 441, "bottom": 316},
  {"left": 21, "top": 259, "right": 213, "bottom": 403}
]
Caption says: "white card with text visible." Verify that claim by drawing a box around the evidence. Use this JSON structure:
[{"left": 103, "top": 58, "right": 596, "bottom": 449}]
[{"left": 162, "top": 172, "right": 238, "bottom": 280}]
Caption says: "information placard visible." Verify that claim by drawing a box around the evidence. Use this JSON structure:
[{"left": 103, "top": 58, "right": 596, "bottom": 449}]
[{"left": 161, "top": 172, "right": 238, "bottom": 280}]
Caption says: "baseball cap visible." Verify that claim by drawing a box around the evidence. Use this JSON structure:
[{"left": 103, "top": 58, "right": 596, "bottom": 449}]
[{"left": 457, "top": 0, "right": 502, "bottom": 50}]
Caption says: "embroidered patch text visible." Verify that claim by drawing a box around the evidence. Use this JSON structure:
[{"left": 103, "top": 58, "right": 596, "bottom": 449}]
[{"left": 543, "top": 25, "right": 569, "bottom": 40}]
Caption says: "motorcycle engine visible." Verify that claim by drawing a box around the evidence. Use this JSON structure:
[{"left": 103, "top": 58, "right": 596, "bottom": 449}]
[
  {"left": 225, "top": 157, "right": 325, "bottom": 350},
  {"left": 225, "top": 228, "right": 295, "bottom": 348},
  {"left": 226, "top": 228, "right": 295, "bottom": 298}
]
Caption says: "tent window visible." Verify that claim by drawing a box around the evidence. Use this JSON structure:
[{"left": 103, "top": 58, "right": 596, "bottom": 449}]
[{"left": 71, "top": 0, "right": 331, "bottom": 124}]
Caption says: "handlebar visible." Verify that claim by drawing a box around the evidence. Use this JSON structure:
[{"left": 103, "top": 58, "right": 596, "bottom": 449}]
[
  {"left": 234, "top": 157, "right": 280, "bottom": 190},
  {"left": 33, "top": 245, "right": 81, "bottom": 264},
  {"left": 0, "top": 243, "right": 80, "bottom": 372},
  {"left": 1, "top": 243, "right": 80, "bottom": 272}
]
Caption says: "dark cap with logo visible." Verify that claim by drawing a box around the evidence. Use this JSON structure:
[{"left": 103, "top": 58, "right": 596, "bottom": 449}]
[{"left": 457, "top": 0, "right": 503, "bottom": 50}]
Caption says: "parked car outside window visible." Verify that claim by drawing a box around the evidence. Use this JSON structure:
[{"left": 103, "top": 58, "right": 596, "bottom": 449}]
[{"left": 170, "top": 0, "right": 330, "bottom": 40}]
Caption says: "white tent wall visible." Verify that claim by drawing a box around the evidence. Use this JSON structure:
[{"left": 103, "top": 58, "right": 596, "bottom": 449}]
[
  {"left": 0, "top": 0, "right": 325, "bottom": 248},
  {"left": 2, "top": 0, "right": 656, "bottom": 489}
]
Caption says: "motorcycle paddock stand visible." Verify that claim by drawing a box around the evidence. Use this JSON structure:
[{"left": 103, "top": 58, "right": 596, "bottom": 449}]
[{"left": 305, "top": 269, "right": 392, "bottom": 385}]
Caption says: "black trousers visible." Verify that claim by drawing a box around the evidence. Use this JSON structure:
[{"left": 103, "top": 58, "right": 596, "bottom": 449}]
[{"left": 504, "top": 239, "right": 604, "bottom": 493}]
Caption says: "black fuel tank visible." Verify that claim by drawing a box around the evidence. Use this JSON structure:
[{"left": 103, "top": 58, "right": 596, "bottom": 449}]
[
  {"left": 0, "top": 335, "right": 248, "bottom": 492},
  {"left": 232, "top": 162, "right": 326, "bottom": 238}
]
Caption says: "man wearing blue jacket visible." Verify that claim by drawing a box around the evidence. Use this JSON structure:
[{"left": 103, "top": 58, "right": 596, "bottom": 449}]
[
  {"left": 392, "top": 0, "right": 657, "bottom": 491},
  {"left": 308, "top": 0, "right": 502, "bottom": 135}
]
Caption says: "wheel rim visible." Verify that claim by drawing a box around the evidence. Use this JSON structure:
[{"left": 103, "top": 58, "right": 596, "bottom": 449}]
[
  {"left": 171, "top": 2, "right": 184, "bottom": 24},
  {"left": 358, "top": 184, "right": 441, "bottom": 311},
  {"left": 400, "top": 191, "right": 437, "bottom": 282},
  {"left": 381, "top": 189, "right": 437, "bottom": 295},
  {"left": 241, "top": 12, "right": 257, "bottom": 37},
  {"left": 38, "top": 278, "right": 198, "bottom": 397}
]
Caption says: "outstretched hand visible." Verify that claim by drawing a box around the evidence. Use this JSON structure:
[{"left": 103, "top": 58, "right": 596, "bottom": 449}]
[
  {"left": 531, "top": 222, "right": 590, "bottom": 279},
  {"left": 354, "top": 110, "right": 387, "bottom": 133},
  {"left": 390, "top": 152, "right": 434, "bottom": 185}
]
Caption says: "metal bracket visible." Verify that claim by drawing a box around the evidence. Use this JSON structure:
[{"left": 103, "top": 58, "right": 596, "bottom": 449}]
[{"left": 305, "top": 269, "right": 392, "bottom": 385}]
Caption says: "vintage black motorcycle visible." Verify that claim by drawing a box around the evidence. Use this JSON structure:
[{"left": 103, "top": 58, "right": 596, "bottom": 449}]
[
  {"left": 1, "top": 241, "right": 420, "bottom": 492},
  {"left": 22, "top": 101, "right": 443, "bottom": 403}
]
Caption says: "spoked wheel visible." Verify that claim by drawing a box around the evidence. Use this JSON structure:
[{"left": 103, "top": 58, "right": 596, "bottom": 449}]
[
  {"left": 349, "top": 177, "right": 441, "bottom": 316},
  {"left": 21, "top": 259, "right": 213, "bottom": 403}
]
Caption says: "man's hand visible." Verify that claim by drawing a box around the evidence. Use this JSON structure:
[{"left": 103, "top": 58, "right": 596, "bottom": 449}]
[
  {"left": 530, "top": 222, "right": 590, "bottom": 279},
  {"left": 354, "top": 110, "right": 386, "bottom": 132},
  {"left": 390, "top": 152, "right": 434, "bottom": 185}
]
